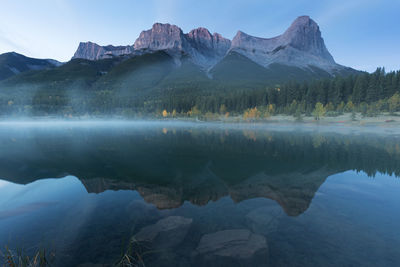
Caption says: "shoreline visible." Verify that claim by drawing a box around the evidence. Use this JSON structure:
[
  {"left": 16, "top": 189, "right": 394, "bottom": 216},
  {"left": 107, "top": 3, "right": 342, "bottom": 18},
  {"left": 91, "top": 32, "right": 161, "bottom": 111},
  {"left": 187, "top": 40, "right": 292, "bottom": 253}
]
[
  {"left": 0, "top": 112, "right": 399, "bottom": 126},
  {"left": 0, "top": 114, "right": 399, "bottom": 136}
]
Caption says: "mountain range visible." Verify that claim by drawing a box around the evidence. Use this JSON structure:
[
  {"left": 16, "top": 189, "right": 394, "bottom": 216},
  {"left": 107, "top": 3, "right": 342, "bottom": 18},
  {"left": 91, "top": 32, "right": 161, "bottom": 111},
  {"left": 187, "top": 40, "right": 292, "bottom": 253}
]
[
  {"left": 0, "top": 16, "right": 361, "bottom": 116},
  {"left": 72, "top": 16, "right": 346, "bottom": 73},
  {"left": 0, "top": 16, "right": 356, "bottom": 83}
]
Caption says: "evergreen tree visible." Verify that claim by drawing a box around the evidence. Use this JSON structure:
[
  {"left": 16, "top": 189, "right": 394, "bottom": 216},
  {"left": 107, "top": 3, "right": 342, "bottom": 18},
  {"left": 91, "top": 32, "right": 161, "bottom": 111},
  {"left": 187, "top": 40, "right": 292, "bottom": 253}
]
[{"left": 353, "top": 74, "right": 368, "bottom": 104}]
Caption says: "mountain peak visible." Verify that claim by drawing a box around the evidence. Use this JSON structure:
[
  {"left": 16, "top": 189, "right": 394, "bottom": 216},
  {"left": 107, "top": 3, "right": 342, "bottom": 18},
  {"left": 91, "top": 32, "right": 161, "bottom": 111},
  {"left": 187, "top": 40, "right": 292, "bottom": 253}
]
[
  {"left": 151, "top": 22, "right": 183, "bottom": 34},
  {"left": 230, "top": 16, "right": 337, "bottom": 71},
  {"left": 283, "top": 16, "right": 321, "bottom": 41},
  {"left": 187, "top": 27, "right": 213, "bottom": 42},
  {"left": 281, "top": 16, "right": 334, "bottom": 61},
  {"left": 283, "top": 16, "right": 320, "bottom": 36},
  {"left": 189, "top": 27, "right": 211, "bottom": 35},
  {"left": 134, "top": 23, "right": 185, "bottom": 51},
  {"left": 186, "top": 27, "right": 230, "bottom": 49},
  {"left": 185, "top": 27, "right": 231, "bottom": 69},
  {"left": 234, "top": 30, "right": 248, "bottom": 38},
  {"left": 290, "top": 16, "right": 313, "bottom": 26}
]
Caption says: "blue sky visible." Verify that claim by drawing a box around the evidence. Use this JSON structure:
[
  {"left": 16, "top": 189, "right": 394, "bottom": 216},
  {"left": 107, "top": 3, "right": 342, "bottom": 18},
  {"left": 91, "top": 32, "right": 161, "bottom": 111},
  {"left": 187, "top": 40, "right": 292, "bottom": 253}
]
[{"left": 0, "top": 0, "right": 399, "bottom": 72}]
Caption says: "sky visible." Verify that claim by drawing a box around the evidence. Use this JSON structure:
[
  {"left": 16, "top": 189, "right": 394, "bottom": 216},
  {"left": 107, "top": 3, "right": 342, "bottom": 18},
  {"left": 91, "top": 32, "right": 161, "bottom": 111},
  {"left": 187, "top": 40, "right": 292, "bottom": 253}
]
[{"left": 0, "top": 0, "right": 399, "bottom": 72}]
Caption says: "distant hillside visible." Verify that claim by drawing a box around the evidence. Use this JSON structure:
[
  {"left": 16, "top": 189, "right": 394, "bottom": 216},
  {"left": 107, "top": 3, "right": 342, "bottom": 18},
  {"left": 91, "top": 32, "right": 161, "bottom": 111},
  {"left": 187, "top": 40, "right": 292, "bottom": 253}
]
[
  {"left": 210, "top": 51, "right": 334, "bottom": 86},
  {"left": 0, "top": 52, "right": 60, "bottom": 81},
  {"left": 0, "top": 49, "right": 358, "bottom": 92}
]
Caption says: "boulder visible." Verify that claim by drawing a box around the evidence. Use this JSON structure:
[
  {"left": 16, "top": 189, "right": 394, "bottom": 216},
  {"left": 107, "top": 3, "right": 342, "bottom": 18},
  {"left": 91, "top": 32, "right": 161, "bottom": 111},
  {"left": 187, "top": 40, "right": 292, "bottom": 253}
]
[
  {"left": 193, "top": 229, "right": 268, "bottom": 266},
  {"left": 135, "top": 216, "right": 192, "bottom": 249}
]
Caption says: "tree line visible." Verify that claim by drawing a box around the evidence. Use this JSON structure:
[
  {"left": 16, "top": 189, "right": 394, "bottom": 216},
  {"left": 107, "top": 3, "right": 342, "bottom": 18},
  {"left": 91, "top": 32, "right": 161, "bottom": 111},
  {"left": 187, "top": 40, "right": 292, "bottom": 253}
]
[
  {"left": 157, "top": 68, "right": 400, "bottom": 117},
  {"left": 0, "top": 67, "right": 399, "bottom": 117}
]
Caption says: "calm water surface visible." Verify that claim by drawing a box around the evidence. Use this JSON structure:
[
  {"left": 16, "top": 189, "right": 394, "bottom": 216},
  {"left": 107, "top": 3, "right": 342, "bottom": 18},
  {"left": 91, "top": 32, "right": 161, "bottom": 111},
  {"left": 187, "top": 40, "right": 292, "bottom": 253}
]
[{"left": 0, "top": 122, "right": 400, "bottom": 266}]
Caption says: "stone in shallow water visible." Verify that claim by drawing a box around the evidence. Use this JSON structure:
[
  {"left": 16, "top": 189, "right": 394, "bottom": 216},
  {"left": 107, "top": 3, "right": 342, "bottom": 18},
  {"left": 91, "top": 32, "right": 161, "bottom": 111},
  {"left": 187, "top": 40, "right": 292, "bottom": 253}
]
[
  {"left": 134, "top": 216, "right": 192, "bottom": 249},
  {"left": 245, "top": 205, "right": 283, "bottom": 235},
  {"left": 193, "top": 229, "right": 269, "bottom": 267}
]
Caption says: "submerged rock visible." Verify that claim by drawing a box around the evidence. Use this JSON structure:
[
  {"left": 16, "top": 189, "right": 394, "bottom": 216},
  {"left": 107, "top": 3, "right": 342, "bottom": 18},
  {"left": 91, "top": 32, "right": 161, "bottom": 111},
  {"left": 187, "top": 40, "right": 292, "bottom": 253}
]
[
  {"left": 193, "top": 229, "right": 268, "bottom": 266},
  {"left": 135, "top": 216, "right": 192, "bottom": 249}
]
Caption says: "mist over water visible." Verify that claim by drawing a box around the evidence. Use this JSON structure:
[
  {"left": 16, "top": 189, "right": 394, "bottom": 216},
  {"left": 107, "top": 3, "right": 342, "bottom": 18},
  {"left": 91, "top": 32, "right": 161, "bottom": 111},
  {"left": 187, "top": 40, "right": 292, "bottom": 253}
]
[{"left": 0, "top": 121, "right": 400, "bottom": 266}]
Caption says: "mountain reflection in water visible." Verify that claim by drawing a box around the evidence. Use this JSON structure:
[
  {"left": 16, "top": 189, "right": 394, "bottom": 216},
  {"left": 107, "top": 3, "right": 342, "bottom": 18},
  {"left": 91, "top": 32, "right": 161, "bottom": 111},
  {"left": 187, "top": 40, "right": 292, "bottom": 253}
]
[{"left": 0, "top": 122, "right": 399, "bottom": 266}]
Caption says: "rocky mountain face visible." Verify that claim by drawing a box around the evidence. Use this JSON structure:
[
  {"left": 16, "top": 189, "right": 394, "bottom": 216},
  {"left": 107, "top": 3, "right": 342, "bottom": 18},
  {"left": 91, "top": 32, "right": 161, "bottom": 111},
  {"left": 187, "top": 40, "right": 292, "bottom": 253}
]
[
  {"left": 72, "top": 16, "right": 343, "bottom": 73},
  {"left": 133, "top": 23, "right": 231, "bottom": 68},
  {"left": 73, "top": 24, "right": 231, "bottom": 69},
  {"left": 79, "top": 166, "right": 333, "bottom": 216},
  {"left": 134, "top": 23, "right": 187, "bottom": 51},
  {"left": 230, "top": 16, "right": 337, "bottom": 71},
  {"left": 0, "top": 52, "right": 60, "bottom": 81},
  {"left": 185, "top": 28, "right": 232, "bottom": 68},
  {"left": 72, "top": 41, "right": 135, "bottom": 60}
]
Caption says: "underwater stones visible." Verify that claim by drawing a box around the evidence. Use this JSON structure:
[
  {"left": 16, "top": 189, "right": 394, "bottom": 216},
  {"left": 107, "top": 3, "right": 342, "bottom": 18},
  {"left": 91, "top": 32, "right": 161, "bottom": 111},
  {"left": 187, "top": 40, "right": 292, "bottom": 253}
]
[
  {"left": 135, "top": 216, "right": 193, "bottom": 249},
  {"left": 193, "top": 229, "right": 268, "bottom": 266}
]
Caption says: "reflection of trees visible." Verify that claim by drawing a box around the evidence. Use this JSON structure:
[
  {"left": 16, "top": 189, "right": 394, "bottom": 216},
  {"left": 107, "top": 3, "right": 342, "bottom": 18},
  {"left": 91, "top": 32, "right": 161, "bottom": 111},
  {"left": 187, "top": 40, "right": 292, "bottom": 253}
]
[
  {"left": 1, "top": 126, "right": 400, "bottom": 215},
  {"left": 0, "top": 126, "right": 400, "bottom": 184},
  {"left": 312, "top": 135, "right": 326, "bottom": 148}
]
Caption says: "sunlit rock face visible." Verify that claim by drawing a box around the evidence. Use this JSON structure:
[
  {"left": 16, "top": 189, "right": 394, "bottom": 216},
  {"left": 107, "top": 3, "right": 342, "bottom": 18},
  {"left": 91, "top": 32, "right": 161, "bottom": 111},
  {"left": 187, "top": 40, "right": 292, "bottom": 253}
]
[
  {"left": 230, "top": 16, "right": 338, "bottom": 71},
  {"left": 185, "top": 27, "right": 231, "bottom": 69},
  {"left": 186, "top": 28, "right": 231, "bottom": 54},
  {"left": 72, "top": 16, "right": 343, "bottom": 72},
  {"left": 134, "top": 23, "right": 188, "bottom": 51},
  {"left": 70, "top": 16, "right": 343, "bottom": 72},
  {"left": 72, "top": 42, "right": 135, "bottom": 60},
  {"left": 73, "top": 23, "right": 231, "bottom": 69},
  {"left": 134, "top": 23, "right": 231, "bottom": 69}
]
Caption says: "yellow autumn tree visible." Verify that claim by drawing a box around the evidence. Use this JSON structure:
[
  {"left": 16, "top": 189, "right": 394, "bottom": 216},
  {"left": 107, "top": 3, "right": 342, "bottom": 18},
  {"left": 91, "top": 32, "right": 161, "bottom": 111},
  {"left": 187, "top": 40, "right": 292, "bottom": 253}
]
[
  {"left": 325, "top": 102, "right": 335, "bottom": 112},
  {"left": 262, "top": 109, "right": 271, "bottom": 119},
  {"left": 345, "top": 101, "right": 355, "bottom": 112},
  {"left": 388, "top": 93, "right": 400, "bottom": 114},
  {"left": 219, "top": 104, "right": 227, "bottom": 115},
  {"left": 337, "top": 101, "right": 345, "bottom": 113},
  {"left": 313, "top": 102, "right": 326, "bottom": 120},
  {"left": 243, "top": 107, "right": 260, "bottom": 121},
  {"left": 204, "top": 112, "right": 215, "bottom": 121},
  {"left": 162, "top": 109, "right": 168, "bottom": 117},
  {"left": 268, "top": 104, "right": 275, "bottom": 115}
]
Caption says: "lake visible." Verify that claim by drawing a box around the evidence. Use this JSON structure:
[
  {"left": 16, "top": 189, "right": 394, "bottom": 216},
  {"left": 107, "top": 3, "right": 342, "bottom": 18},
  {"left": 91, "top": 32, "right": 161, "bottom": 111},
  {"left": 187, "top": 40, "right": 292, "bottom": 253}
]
[{"left": 0, "top": 121, "right": 399, "bottom": 266}]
